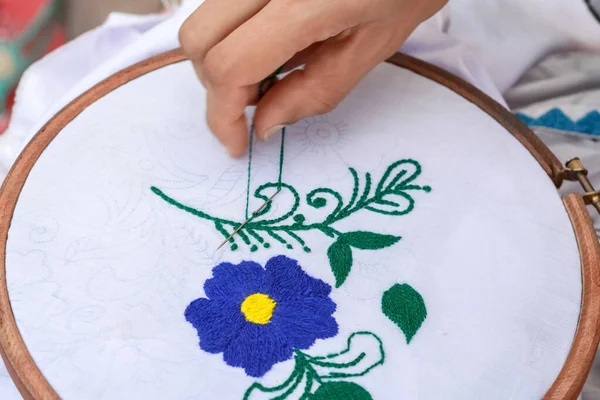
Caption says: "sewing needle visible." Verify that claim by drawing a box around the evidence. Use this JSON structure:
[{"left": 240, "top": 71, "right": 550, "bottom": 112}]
[{"left": 215, "top": 189, "right": 281, "bottom": 251}]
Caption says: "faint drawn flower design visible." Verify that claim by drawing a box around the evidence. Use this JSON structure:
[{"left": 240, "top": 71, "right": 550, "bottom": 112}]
[
  {"left": 290, "top": 115, "right": 351, "bottom": 156},
  {"left": 184, "top": 255, "right": 338, "bottom": 377},
  {"left": 279, "top": 115, "right": 353, "bottom": 181}
]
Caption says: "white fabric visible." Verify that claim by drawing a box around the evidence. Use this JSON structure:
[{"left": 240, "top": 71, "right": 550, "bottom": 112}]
[
  {"left": 0, "top": 0, "right": 599, "bottom": 398},
  {"left": 4, "top": 61, "right": 581, "bottom": 399}
]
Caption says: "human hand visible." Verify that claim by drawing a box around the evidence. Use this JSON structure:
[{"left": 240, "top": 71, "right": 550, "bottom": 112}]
[{"left": 179, "top": 0, "right": 447, "bottom": 156}]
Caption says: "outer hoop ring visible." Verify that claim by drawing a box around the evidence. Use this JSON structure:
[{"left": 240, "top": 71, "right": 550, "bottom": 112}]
[{"left": 0, "top": 48, "right": 598, "bottom": 400}]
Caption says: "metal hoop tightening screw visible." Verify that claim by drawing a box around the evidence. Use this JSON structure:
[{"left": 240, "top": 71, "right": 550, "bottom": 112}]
[{"left": 566, "top": 158, "right": 600, "bottom": 214}]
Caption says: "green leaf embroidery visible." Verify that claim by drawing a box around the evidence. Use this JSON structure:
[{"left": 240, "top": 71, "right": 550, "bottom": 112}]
[
  {"left": 381, "top": 284, "right": 427, "bottom": 343},
  {"left": 327, "top": 240, "right": 353, "bottom": 288},
  {"left": 311, "top": 382, "right": 373, "bottom": 400},
  {"left": 341, "top": 231, "right": 401, "bottom": 250}
]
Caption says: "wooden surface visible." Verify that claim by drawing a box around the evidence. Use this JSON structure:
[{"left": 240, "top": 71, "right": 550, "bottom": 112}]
[{"left": 0, "top": 48, "right": 597, "bottom": 399}]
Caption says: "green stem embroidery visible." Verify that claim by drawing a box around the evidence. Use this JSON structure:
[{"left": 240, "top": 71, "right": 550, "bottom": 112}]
[
  {"left": 243, "top": 331, "right": 384, "bottom": 400},
  {"left": 151, "top": 158, "right": 430, "bottom": 287}
]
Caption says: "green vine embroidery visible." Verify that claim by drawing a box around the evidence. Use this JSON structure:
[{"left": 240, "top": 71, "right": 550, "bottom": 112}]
[
  {"left": 151, "top": 158, "right": 430, "bottom": 287},
  {"left": 243, "top": 331, "right": 384, "bottom": 400}
]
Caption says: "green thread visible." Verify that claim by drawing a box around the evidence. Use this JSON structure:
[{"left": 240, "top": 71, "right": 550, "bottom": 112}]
[
  {"left": 246, "top": 229, "right": 264, "bottom": 244},
  {"left": 237, "top": 228, "right": 251, "bottom": 245},
  {"left": 305, "top": 353, "right": 366, "bottom": 369},
  {"left": 327, "top": 240, "right": 353, "bottom": 288},
  {"left": 339, "top": 231, "right": 401, "bottom": 250},
  {"left": 272, "top": 369, "right": 305, "bottom": 400},
  {"left": 311, "top": 331, "right": 383, "bottom": 361},
  {"left": 243, "top": 331, "right": 383, "bottom": 400},
  {"left": 214, "top": 222, "right": 232, "bottom": 243},
  {"left": 151, "top": 158, "right": 429, "bottom": 286},
  {"left": 381, "top": 283, "right": 427, "bottom": 343},
  {"left": 308, "top": 331, "right": 385, "bottom": 379},
  {"left": 340, "top": 168, "right": 360, "bottom": 216},
  {"left": 252, "top": 183, "right": 300, "bottom": 224},
  {"left": 311, "top": 382, "right": 373, "bottom": 400},
  {"left": 300, "top": 373, "right": 314, "bottom": 400},
  {"left": 243, "top": 361, "right": 304, "bottom": 398},
  {"left": 278, "top": 127, "right": 286, "bottom": 190},
  {"left": 245, "top": 65, "right": 285, "bottom": 219},
  {"left": 245, "top": 126, "right": 254, "bottom": 220},
  {"left": 267, "top": 230, "right": 288, "bottom": 245}
]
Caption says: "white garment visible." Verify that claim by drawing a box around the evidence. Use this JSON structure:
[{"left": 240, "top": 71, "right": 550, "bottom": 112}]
[{"left": 0, "top": 0, "right": 599, "bottom": 398}]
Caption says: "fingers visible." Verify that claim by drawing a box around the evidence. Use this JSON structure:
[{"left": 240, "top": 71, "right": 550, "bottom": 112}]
[
  {"left": 203, "top": 0, "right": 365, "bottom": 87},
  {"left": 179, "top": 0, "right": 270, "bottom": 84},
  {"left": 205, "top": 83, "right": 259, "bottom": 157},
  {"left": 179, "top": 0, "right": 270, "bottom": 157},
  {"left": 179, "top": 0, "right": 432, "bottom": 157},
  {"left": 253, "top": 23, "right": 403, "bottom": 140}
]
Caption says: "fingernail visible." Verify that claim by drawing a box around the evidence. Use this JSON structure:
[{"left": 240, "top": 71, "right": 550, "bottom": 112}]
[{"left": 261, "top": 125, "right": 285, "bottom": 141}]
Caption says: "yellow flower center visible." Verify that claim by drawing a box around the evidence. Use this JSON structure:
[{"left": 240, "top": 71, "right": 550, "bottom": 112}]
[{"left": 240, "top": 293, "right": 277, "bottom": 325}]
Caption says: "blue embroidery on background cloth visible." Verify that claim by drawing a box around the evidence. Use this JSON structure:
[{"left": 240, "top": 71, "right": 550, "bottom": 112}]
[
  {"left": 516, "top": 108, "right": 600, "bottom": 136},
  {"left": 185, "top": 255, "right": 339, "bottom": 378}
]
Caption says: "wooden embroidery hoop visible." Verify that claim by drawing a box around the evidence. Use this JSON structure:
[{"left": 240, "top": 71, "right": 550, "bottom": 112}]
[{"left": 0, "top": 49, "right": 598, "bottom": 400}]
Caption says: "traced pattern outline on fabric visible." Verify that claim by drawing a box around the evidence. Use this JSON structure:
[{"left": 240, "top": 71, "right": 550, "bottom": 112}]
[
  {"left": 151, "top": 158, "right": 430, "bottom": 287},
  {"left": 285, "top": 116, "right": 351, "bottom": 159}
]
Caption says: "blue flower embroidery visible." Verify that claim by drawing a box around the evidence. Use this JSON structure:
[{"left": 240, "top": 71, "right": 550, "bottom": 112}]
[{"left": 185, "top": 255, "right": 339, "bottom": 377}]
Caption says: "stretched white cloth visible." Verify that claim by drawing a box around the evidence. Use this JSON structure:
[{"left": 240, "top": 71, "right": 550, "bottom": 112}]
[
  {"left": 2, "top": 55, "right": 582, "bottom": 400},
  {"left": 0, "top": 0, "right": 599, "bottom": 398}
]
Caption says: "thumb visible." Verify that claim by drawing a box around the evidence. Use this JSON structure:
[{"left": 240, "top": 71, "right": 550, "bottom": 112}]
[{"left": 253, "top": 24, "right": 404, "bottom": 140}]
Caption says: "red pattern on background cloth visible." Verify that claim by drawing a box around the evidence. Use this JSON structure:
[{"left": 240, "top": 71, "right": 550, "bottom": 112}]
[{"left": 0, "top": 0, "right": 66, "bottom": 133}]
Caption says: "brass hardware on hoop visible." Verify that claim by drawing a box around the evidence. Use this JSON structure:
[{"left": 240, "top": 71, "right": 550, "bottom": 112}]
[{"left": 565, "top": 158, "right": 600, "bottom": 215}]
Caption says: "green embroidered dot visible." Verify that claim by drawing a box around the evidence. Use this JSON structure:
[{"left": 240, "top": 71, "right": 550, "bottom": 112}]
[
  {"left": 423, "top": 185, "right": 432, "bottom": 192},
  {"left": 230, "top": 243, "right": 238, "bottom": 251},
  {"left": 286, "top": 244, "right": 293, "bottom": 249},
  {"left": 263, "top": 242, "right": 270, "bottom": 248},
  {"left": 313, "top": 198, "right": 327, "bottom": 208},
  {"left": 293, "top": 214, "right": 306, "bottom": 223},
  {"left": 303, "top": 246, "right": 311, "bottom": 253},
  {"left": 311, "top": 382, "right": 372, "bottom": 400},
  {"left": 250, "top": 245, "right": 258, "bottom": 252}
]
